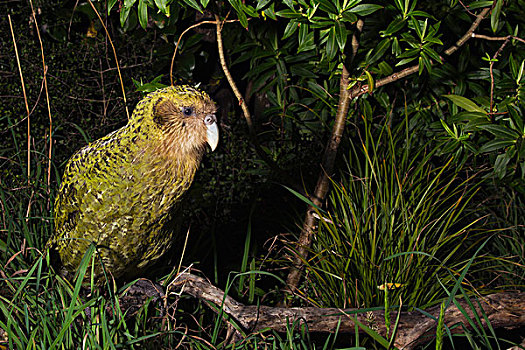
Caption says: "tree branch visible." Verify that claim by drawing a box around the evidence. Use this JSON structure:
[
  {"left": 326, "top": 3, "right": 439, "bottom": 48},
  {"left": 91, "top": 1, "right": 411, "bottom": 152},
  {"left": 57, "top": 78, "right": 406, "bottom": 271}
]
[
  {"left": 169, "top": 273, "right": 525, "bottom": 350},
  {"left": 283, "top": 64, "right": 351, "bottom": 295},
  {"left": 347, "top": 7, "right": 491, "bottom": 101},
  {"left": 283, "top": 20, "right": 363, "bottom": 297},
  {"left": 471, "top": 33, "right": 525, "bottom": 44}
]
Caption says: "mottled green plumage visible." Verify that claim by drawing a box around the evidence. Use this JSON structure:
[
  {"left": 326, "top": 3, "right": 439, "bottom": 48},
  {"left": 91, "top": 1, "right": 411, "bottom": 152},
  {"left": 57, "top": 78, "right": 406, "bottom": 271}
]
[{"left": 49, "top": 86, "right": 218, "bottom": 281}]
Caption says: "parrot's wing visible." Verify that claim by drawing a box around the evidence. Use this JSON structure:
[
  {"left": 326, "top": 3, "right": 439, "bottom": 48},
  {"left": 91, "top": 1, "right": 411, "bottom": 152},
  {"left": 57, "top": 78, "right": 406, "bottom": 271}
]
[{"left": 52, "top": 129, "right": 123, "bottom": 245}]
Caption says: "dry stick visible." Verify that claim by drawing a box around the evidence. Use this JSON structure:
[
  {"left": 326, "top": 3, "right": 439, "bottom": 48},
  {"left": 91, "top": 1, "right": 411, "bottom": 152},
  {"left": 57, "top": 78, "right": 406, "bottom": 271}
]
[
  {"left": 215, "top": 16, "right": 254, "bottom": 135},
  {"left": 171, "top": 273, "right": 525, "bottom": 350},
  {"left": 87, "top": 0, "right": 130, "bottom": 120},
  {"left": 472, "top": 33, "right": 525, "bottom": 44},
  {"left": 8, "top": 15, "right": 31, "bottom": 184},
  {"left": 169, "top": 18, "right": 241, "bottom": 86},
  {"left": 214, "top": 15, "right": 295, "bottom": 184},
  {"left": 284, "top": 20, "right": 363, "bottom": 295},
  {"left": 29, "top": 0, "right": 53, "bottom": 191},
  {"left": 170, "top": 20, "right": 216, "bottom": 86}
]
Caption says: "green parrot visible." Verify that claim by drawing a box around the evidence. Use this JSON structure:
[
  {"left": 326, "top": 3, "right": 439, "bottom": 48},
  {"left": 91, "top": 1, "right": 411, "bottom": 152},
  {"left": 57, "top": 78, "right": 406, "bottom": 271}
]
[{"left": 48, "top": 85, "right": 219, "bottom": 282}]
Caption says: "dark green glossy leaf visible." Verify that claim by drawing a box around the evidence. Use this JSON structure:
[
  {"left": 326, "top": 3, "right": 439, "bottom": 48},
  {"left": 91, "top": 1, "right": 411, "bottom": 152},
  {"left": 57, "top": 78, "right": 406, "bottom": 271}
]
[
  {"left": 444, "top": 95, "right": 486, "bottom": 114},
  {"left": 410, "top": 10, "right": 431, "bottom": 18},
  {"left": 298, "top": 23, "right": 308, "bottom": 46},
  {"left": 418, "top": 56, "right": 424, "bottom": 75},
  {"left": 290, "top": 64, "right": 318, "bottom": 78},
  {"left": 283, "top": 19, "right": 299, "bottom": 39},
  {"left": 392, "top": 37, "right": 401, "bottom": 55},
  {"left": 494, "top": 153, "right": 510, "bottom": 179},
  {"left": 276, "top": 9, "right": 302, "bottom": 18},
  {"left": 349, "top": 4, "right": 383, "bottom": 16},
  {"left": 508, "top": 105, "right": 524, "bottom": 133},
  {"left": 309, "top": 19, "right": 335, "bottom": 28},
  {"left": 396, "top": 48, "right": 419, "bottom": 59},
  {"left": 342, "top": 11, "right": 358, "bottom": 22},
  {"left": 120, "top": 6, "right": 132, "bottom": 27},
  {"left": 318, "top": 0, "right": 338, "bottom": 14},
  {"left": 395, "top": 56, "right": 417, "bottom": 66},
  {"left": 334, "top": 21, "right": 346, "bottom": 51},
  {"left": 466, "top": 1, "right": 493, "bottom": 9},
  {"left": 410, "top": 16, "right": 422, "bottom": 39},
  {"left": 423, "top": 46, "right": 442, "bottom": 63},
  {"left": 298, "top": 30, "right": 316, "bottom": 52},
  {"left": 367, "top": 38, "right": 391, "bottom": 65},
  {"left": 283, "top": 0, "right": 294, "bottom": 10},
  {"left": 243, "top": 4, "right": 259, "bottom": 17},
  {"left": 478, "top": 124, "right": 520, "bottom": 140},
  {"left": 154, "top": 0, "right": 168, "bottom": 13},
  {"left": 381, "top": 18, "right": 405, "bottom": 36},
  {"left": 238, "top": 8, "right": 249, "bottom": 27},
  {"left": 264, "top": 3, "right": 277, "bottom": 20},
  {"left": 108, "top": 0, "right": 118, "bottom": 14},
  {"left": 424, "top": 36, "right": 443, "bottom": 45},
  {"left": 325, "top": 26, "right": 337, "bottom": 61},
  {"left": 491, "top": 0, "right": 503, "bottom": 33},
  {"left": 420, "top": 52, "right": 432, "bottom": 75},
  {"left": 479, "top": 139, "right": 516, "bottom": 153},
  {"left": 256, "top": 0, "right": 272, "bottom": 11},
  {"left": 449, "top": 111, "right": 488, "bottom": 123},
  {"left": 138, "top": 0, "right": 148, "bottom": 30},
  {"left": 182, "top": 0, "right": 202, "bottom": 12},
  {"left": 298, "top": 23, "right": 316, "bottom": 52},
  {"left": 364, "top": 70, "right": 374, "bottom": 92},
  {"left": 378, "top": 61, "right": 393, "bottom": 75}
]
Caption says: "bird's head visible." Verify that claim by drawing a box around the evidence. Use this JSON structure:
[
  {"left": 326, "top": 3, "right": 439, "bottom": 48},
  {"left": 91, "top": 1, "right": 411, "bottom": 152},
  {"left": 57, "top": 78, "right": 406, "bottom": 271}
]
[{"left": 131, "top": 86, "right": 219, "bottom": 157}]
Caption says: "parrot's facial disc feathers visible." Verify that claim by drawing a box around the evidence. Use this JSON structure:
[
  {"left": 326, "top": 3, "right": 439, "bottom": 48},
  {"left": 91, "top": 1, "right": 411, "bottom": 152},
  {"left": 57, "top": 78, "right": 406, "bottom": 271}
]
[{"left": 150, "top": 86, "right": 219, "bottom": 155}]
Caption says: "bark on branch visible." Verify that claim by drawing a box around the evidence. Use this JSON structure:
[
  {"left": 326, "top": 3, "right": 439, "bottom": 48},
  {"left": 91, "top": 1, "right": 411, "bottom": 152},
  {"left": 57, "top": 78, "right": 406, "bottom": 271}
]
[
  {"left": 283, "top": 19, "right": 363, "bottom": 296},
  {"left": 170, "top": 273, "right": 525, "bottom": 350}
]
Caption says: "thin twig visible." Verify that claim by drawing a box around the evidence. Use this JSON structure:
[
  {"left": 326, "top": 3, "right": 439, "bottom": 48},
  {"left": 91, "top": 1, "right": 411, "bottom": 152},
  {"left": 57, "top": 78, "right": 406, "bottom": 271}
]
[
  {"left": 169, "top": 17, "right": 240, "bottom": 85},
  {"left": 215, "top": 15, "right": 254, "bottom": 133},
  {"left": 346, "top": 8, "right": 491, "bottom": 102},
  {"left": 87, "top": 0, "right": 129, "bottom": 120},
  {"left": 170, "top": 20, "right": 216, "bottom": 86},
  {"left": 489, "top": 37, "right": 511, "bottom": 116},
  {"left": 8, "top": 15, "right": 31, "bottom": 184},
  {"left": 29, "top": 0, "right": 53, "bottom": 192},
  {"left": 457, "top": 0, "right": 477, "bottom": 17},
  {"left": 214, "top": 14, "right": 296, "bottom": 185},
  {"left": 472, "top": 33, "right": 525, "bottom": 44}
]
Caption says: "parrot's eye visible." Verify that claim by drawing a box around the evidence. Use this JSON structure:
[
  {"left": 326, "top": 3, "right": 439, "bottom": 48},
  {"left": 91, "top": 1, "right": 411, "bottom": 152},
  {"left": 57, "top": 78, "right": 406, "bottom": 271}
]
[{"left": 182, "top": 107, "right": 194, "bottom": 116}]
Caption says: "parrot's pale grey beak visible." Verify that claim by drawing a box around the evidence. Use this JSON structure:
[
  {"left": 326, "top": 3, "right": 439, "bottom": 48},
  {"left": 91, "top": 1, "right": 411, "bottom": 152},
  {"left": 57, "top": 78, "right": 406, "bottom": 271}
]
[{"left": 205, "top": 115, "right": 219, "bottom": 151}]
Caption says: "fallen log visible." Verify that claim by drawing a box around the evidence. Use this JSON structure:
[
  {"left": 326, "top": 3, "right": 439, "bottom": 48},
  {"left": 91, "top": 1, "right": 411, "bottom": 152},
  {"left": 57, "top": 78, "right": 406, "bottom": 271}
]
[{"left": 168, "top": 273, "right": 525, "bottom": 349}]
